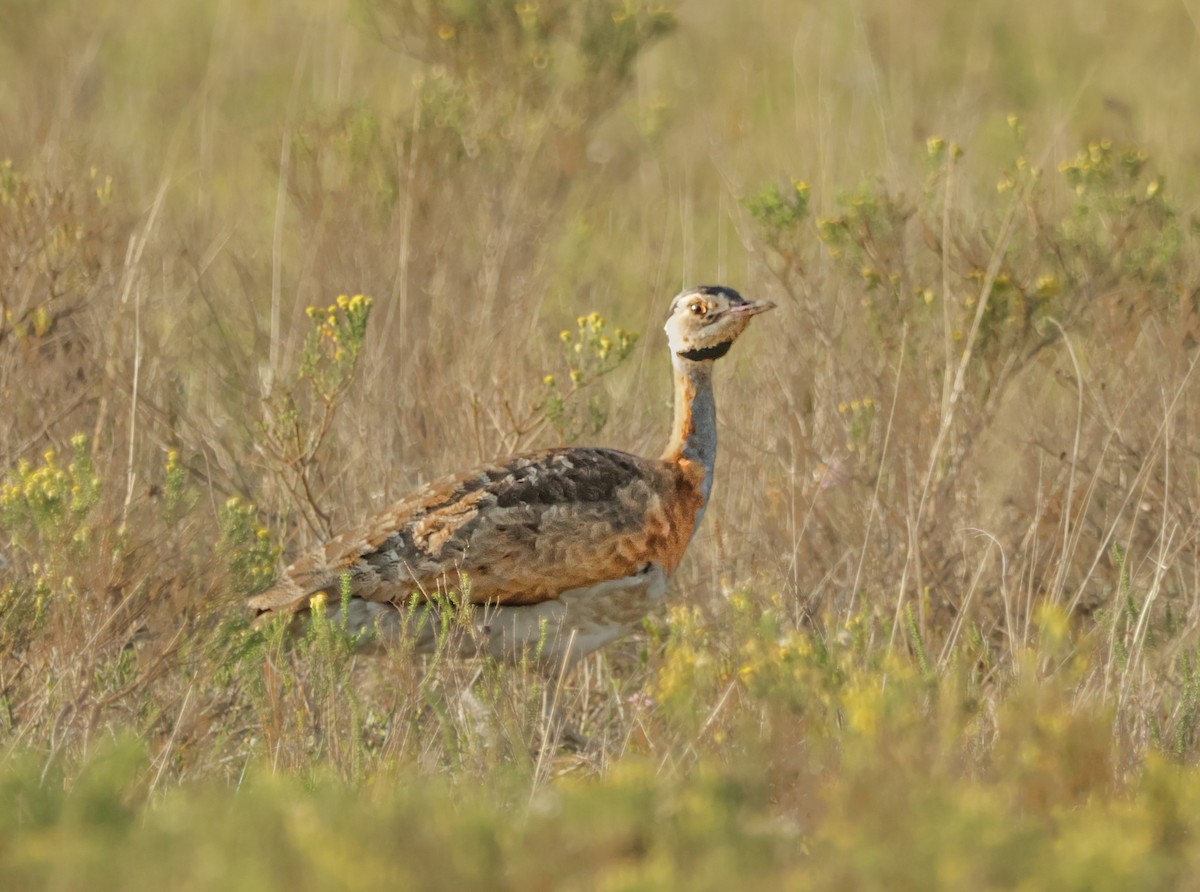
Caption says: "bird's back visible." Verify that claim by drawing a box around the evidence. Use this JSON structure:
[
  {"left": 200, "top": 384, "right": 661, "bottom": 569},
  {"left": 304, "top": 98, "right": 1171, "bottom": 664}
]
[{"left": 248, "top": 446, "right": 709, "bottom": 618}]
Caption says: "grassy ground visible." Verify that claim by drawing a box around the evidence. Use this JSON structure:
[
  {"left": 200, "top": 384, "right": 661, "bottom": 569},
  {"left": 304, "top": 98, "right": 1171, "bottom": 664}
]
[{"left": 5, "top": 0, "right": 1200, "bottom": 887}]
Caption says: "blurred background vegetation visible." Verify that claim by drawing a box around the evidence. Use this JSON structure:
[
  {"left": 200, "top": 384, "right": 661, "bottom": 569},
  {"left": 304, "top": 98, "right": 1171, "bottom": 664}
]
[{"left": 5, "top": 0, "right": 1200, "bottom": 887}]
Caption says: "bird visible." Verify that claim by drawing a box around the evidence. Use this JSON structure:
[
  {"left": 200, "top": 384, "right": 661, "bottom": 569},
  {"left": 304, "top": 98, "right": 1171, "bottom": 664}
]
[{"left": 248, "top": 285, "right": 774, "bottom": 670}]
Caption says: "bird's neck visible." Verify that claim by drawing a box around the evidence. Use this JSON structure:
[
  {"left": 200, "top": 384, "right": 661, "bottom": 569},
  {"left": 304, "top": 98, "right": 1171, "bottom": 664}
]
[{"left": 661, "top": 355, "right": 717, "bottom": 503}]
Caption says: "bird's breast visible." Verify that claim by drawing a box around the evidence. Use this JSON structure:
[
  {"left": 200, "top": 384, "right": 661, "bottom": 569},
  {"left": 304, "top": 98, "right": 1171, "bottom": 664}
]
[{"left": 649, "top": 457, "right": 709, "bottom": 574}]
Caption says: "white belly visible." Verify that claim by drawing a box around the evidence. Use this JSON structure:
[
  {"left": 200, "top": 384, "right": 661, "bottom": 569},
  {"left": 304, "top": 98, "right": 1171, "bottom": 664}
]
[{"left": 327, "top": 563, "right": 669, "bottom": 670}]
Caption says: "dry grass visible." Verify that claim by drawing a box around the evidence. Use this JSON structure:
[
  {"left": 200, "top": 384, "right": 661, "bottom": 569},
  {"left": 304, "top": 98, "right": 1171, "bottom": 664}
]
[{"left": 5, "top": 0, "right": 1200, "bottom": 886}]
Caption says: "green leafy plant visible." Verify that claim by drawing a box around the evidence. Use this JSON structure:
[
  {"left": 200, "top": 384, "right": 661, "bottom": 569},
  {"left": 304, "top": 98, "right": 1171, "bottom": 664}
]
[
  {"left": 218, "top": 496, "right": 282, "bottom": 598},
  {"left": 260, "top": 294, "right": 375, "bottom": 537}
]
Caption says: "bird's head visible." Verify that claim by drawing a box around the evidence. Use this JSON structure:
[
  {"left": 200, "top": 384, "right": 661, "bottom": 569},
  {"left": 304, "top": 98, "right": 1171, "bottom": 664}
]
[{"left": 664, "top": 286, "right": 775, "bottom": 361}]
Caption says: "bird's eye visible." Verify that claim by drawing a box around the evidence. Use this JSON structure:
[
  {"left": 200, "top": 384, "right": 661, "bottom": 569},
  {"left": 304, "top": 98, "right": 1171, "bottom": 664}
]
[{"left": 688, "top": 302, "right": 705, "bottom": 316}]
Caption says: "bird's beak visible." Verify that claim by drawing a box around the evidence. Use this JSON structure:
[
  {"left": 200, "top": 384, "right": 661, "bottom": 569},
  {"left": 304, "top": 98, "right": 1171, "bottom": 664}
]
[{"left": 726, "top": 299, "right": 776, "bottom": 318}]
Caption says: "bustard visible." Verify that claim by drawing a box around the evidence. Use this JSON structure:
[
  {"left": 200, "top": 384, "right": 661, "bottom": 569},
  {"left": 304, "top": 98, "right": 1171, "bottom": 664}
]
[{"left": 249, "top": 286, "right": 774, "bottom": 668}]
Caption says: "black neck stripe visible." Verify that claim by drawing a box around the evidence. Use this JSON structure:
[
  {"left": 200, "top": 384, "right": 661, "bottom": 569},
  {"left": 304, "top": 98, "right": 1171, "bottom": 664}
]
[{"left": 677, "top": 341, "right": 732, "bottom": 362}]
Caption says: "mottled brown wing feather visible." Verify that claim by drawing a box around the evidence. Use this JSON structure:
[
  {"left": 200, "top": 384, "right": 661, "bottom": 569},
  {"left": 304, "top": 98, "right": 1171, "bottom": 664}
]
[{"left": 247, "top": 448, "right": 705, "bottom": 616}]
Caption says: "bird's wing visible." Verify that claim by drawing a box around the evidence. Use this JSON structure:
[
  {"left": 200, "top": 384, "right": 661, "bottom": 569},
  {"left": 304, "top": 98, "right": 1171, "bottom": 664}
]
[{"left": 247, "top": 448, "right": 706, "bottom": 616}]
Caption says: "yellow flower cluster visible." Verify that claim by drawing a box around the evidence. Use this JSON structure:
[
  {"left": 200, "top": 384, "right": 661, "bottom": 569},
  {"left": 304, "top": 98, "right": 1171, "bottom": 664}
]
[
  {"left": 303, "top": 294, "right": 374, "bottom": 365},
  {"left": 307, "top": 295, "right": 370, "bottom": 318},
  {"left": 0, "top": 450, "right": 70, "bottom": 516},
  {"left": 557, "top": 310, "right": 638, "bottom": 385},
  {"left": 305, "top": 294, "right": 373, "bottom": 322},
  {"left": 926, "top": 135, "right": 963, "bottom": 162},
  {"left": 1059, "top": 139, "right": 1149, "bottom": 195},
  {"left": 0, "top": 434, "right": 100, "bottom": 545},
  {"left": 88, "top": 165, "right": 114, "bottom": 204},
  {"left": 997, "top": 154, "right": 1042, "bottom": 194},
  {"left": 838, "top": 397, "right": 876, "bottom": 415},
  {"left": 536, "top": 309, "right": 639, "bottom": 437},
  {"left": 2, "top": 304, "right": 54, "bottom": 340},
  {"left": 1035, "top": 274, "right": 1062, "bottom": 299}
]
